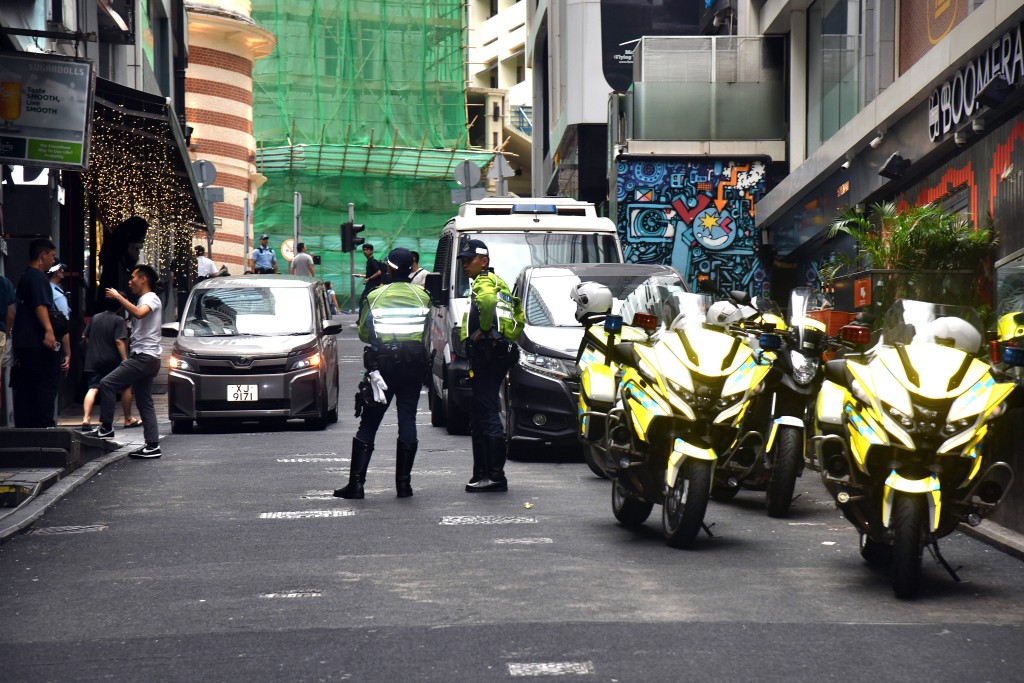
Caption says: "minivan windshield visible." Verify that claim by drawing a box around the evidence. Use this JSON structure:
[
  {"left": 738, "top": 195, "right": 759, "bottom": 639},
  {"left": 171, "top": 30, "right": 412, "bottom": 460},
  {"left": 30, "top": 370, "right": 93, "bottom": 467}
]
[
  {"left": 183, "top": 286, "right": 314, "bottom": 337},
  {"left": 525, "top": 270, "right": 685, "bottom": 327},
  {"left": 456, "top": 232, "right": 620, "bottom": 295}
]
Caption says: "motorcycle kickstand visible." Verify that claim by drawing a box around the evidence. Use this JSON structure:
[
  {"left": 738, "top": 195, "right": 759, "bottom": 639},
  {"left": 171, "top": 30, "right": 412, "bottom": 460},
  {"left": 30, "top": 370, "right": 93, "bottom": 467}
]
[
  {"left": 927, "top": 539, "right": 963, "bottom": 583},
  {"left": 702, "top": 522, "right": 716, "bottom": 538}
]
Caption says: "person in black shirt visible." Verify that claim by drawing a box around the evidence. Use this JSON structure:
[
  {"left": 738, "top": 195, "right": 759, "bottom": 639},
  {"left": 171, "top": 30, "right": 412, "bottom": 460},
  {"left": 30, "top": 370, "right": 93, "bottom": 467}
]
[
  {"left": 11, "top": 238, "right": 60, "bottom": 428},
  {"left": 356, "top": 243, "right": 383, "bottom": 316},
  {"left": 81, "top": 299, "right": 136, "bottom": 430}
]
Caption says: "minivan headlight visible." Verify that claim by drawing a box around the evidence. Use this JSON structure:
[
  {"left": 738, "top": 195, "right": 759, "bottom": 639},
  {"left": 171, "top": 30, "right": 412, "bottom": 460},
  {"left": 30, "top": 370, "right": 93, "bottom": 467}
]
[
  {"left": 519, "top": 352, "right": 574, "bottom": 379},
  {"left": 289, "top": 352, "right": 321, "bottom": 370},
  {"left": 169, "top": 355, "right": 192, "bottom": 371}
]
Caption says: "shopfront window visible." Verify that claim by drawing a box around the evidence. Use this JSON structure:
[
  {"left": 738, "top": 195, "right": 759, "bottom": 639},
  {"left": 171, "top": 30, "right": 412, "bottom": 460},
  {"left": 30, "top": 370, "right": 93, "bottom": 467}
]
[{"left": 807, "top": 0, "right": 861, "bottom": 154}]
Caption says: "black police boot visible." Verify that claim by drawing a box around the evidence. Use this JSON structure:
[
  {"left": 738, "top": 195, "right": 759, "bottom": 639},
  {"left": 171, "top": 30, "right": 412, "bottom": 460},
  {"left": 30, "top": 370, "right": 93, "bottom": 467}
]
[
  {"left": 395, "top": 439, "right": 417, "bottom": 498},
  {"left": 334, "top": 438, "right": 373, "bottom": 499},
  {"left": 466, "top": 436, "right": 508, "bottom": 493},
  {"left": 465, "top": 434, "right": 487, "bottom": 491}
]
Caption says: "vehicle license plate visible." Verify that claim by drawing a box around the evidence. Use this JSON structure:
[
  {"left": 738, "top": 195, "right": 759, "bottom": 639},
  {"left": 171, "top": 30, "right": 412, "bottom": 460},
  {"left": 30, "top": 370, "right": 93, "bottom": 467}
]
[{"left": 227, "top": 384, "right": 258, "bottom": 401}]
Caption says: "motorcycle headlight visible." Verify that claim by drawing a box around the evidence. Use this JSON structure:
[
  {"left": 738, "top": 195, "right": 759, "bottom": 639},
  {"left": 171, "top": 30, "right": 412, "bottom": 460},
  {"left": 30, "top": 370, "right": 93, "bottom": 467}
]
[
  {"left": 289, "top": 352, "right": 322, "bottom": 370},
  {"left": 519, "top": 352, "right": 574, "bottom": 379},
  {"left": 790, "top": 351, "right": 819, "bottom": 386},
  {"left": 168, "top": 355, "right": 192, "bottom": 371},
  {"left": 667, "top": 378, "right": 695, "bottom": 404},
  {"left": 883, "top": 402, "right": 915, "bottom": 430}
]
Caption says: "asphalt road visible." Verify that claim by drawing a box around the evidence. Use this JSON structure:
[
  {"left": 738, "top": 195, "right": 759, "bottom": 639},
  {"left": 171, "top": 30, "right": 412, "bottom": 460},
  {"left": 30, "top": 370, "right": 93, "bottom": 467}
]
[{"left": 1, "top": 326, "right": 1023, "bottom": 682}]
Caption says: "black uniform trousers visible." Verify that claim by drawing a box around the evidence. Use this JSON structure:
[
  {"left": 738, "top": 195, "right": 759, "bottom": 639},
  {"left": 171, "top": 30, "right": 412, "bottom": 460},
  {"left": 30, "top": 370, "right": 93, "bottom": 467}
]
[
  {"left": 355, "top": 365, "right": 424, "bottom": 445},
  {"left": 468, "top": 341, "right": 517, "bottom": 439},
  {"left": 11, "top": 347, "right": 60, "bottom": 428}
]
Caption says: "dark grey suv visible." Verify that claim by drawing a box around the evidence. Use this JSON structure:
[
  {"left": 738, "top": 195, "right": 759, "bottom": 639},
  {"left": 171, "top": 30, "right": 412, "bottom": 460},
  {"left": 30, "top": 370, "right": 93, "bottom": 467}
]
[{"left": 162, "top": 276, "right": 342, "bottom": 432}]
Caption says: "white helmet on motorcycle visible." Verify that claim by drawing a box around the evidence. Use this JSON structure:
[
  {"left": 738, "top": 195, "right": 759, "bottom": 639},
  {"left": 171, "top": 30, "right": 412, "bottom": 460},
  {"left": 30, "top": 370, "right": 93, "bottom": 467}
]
[
  {"left": 917, "top": 316, "right": 982, "bottom": 354},
  {"left": 706, "top": 300, "right": 742, "bottom": 325},
  {"left": 571, "top": 281, "right": 614, "bottom": 322}
]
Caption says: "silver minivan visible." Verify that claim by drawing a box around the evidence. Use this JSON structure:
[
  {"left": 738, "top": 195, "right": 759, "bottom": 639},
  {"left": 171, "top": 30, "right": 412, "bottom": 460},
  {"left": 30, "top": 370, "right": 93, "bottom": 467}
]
[{"left": 162, "top": 276, "right": 342, "bottom": 432}]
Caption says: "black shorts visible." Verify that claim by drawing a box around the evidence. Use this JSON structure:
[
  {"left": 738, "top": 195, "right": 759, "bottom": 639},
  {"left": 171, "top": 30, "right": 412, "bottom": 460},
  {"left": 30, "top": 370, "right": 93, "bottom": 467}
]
[{"left": 86, "top": 366, "right": 119, "bottom": 389}]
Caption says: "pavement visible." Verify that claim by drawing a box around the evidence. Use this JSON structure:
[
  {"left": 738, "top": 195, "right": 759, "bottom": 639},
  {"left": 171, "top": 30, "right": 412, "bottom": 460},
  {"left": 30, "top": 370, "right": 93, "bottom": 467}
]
[{"left": 3, "top": 310, "right": 1024, "bottom": 564}]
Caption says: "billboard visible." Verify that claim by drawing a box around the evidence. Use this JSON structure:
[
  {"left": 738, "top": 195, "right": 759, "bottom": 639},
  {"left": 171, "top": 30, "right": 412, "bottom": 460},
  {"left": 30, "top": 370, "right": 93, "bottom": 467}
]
[{"left": 0, "top": 52, "right": 94, "bottom": 170}]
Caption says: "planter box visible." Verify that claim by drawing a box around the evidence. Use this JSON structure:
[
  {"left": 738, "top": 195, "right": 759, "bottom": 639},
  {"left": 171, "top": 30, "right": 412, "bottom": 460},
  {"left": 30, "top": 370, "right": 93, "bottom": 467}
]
[{"left": 807, "top": 310, "right": 856, "bottom": 336}]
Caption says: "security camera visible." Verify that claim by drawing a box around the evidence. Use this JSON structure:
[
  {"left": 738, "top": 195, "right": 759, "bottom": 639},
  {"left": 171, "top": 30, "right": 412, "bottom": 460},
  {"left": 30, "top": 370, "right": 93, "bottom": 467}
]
[
  {"left": 713, "top": 15, "right": 724, "bottom": 27},
  {"left": 869, "top": 132, "right": 884, "bottom": 149},
  {"left": 954, "top": 130, "right": 968, "bottom": 146},
  {"left": 841, "top": 160, "right": 850, "bottom": 170}
]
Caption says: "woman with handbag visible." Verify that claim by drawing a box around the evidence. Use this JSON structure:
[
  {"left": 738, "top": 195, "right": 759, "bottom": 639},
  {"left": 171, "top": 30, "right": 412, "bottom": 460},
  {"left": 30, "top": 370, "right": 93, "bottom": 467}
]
[{"left": 11, "top": 239, "right": 61, "bottom": 428}]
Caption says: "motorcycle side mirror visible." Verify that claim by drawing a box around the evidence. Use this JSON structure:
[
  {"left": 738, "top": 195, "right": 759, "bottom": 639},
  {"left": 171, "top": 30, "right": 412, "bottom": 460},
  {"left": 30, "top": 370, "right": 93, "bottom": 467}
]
[
  {"left": 854, "top": 311, "right": 875, "bottom": 325},
  {"left": 824, "top": 359, "right": 848, "bottom": 385},
  {"left": 759, "top": 333, "right": 782, "bottom": 351},
  {"left": 729, "top": 290, "right": 751, "bottom": 306},
  {"left": 1003, "top": 345, "right": 1024, "bottom": 367}
]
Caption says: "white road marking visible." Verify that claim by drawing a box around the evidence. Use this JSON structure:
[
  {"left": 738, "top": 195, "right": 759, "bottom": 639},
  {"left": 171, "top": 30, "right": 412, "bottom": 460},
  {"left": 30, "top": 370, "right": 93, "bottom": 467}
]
[
  {"left": 508, "top": 661, "right": 594, "bottom": 676},
  {"left": 821, "top": 541, "right": 837, "bottom": 546},
  {"left": 440, "top": 515, "right": 537, "bottom": 525},
  {"left": 278, "top": 457, "right": 348, "bottom": 463},
  {"left": 29, "top": 524, "right": 108, "bottom": 536},
  {"left": 494, "top": 538, "right": 553, "bottom": 545},
  {"left": 260, "top": 590, "right": 322, "bottom": 599},
  {"left": 260, "top": 510, "right": 356, "bottom": 519}
]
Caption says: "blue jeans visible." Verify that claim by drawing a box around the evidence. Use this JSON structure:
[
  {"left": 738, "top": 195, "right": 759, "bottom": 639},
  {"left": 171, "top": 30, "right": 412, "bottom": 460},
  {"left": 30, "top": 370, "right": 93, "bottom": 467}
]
[
  {"left": 355, "top": 370, "right": 422, "bottom": 445},
  {"left": 100, "top": 353, "right": 161, "bottom": 445}
]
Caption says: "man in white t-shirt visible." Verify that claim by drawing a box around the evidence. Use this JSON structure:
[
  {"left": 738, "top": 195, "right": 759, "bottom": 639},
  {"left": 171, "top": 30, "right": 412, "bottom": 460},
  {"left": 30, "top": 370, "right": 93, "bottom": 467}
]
[
  {"left": 409, "top": 250, "right": 428, "bottom": 287},
  {"left": 195, "top": 246, "right": 217, "bottom": 280},
  {"left": 289, "top": 241, "right": 315, "bottom": 277},
  {"left": 87, "top": 264, "right": 164, "bottom": 458}
]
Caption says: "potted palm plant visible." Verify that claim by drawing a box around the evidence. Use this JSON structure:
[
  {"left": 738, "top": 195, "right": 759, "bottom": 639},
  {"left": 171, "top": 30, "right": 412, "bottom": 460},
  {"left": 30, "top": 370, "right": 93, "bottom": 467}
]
[{"left": 826, "top": 201, "right": 996, "bottom": 319}]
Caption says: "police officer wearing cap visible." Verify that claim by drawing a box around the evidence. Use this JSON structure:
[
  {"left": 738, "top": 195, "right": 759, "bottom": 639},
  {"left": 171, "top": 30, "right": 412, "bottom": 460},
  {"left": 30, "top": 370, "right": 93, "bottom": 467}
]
[
  {"left": 334, "top": 247, "right": 431, "bottom": 499},
  {"left": 458, "top": 238, "right": 522, "bottom": 492},
  {"left": 249, "top": 234, "right": 278, "bottom": 274}
]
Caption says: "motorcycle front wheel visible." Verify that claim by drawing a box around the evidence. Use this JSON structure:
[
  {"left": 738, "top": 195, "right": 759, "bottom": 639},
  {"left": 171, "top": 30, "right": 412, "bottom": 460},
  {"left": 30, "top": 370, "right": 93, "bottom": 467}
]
[
  {"left": 765, "top": 425, "right": 803, "bottom": 518},
  {"left": 663, "top": 459, "right": 712, "bottom": 549},
  {"left": 891, "top": 493, "right": 926, "bottom": 599},
  {"left": 612, "top": 480, "right": 653, "bottom": 527}
]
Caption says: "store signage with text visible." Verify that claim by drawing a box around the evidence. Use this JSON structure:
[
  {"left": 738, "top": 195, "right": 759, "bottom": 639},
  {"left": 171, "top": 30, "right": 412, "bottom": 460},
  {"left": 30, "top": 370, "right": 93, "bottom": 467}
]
[
  {"left": 928, "top": 21, "right": 1024, "bottom": 141},
  {"left": 0, "top": 53, "right": 94, "bottom": 170}
]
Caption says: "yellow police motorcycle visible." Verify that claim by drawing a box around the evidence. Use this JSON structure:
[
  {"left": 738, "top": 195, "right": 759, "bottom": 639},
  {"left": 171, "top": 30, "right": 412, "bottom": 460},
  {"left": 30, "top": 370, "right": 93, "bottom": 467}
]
[
  {"left": 814, "top": 299, "right": 1018, "bottom": 598},
  {"left": 577, "top": 287, "right": 773, "bottom": 548}
]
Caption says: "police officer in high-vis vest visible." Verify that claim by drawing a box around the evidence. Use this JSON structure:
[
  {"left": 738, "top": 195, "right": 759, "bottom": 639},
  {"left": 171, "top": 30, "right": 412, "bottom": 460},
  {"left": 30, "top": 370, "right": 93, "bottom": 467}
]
[
  {"left": 458, "top": 239, "right": 523, "bottom": 492},
  {"left": 334, "top": 248, "right": 431, "bottom": 499}
]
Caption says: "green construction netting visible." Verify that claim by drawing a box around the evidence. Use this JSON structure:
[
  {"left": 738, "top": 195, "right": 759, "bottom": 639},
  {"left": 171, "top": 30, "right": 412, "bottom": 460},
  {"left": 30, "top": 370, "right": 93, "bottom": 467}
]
[{"left": 251, "top": 0, "right": 490, "bottom": 304}]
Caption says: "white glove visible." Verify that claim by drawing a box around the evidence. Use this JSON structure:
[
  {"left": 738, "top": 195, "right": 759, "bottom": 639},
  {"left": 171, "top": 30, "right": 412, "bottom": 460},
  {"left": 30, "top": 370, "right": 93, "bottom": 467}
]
[{"left": 368, "top": 370, "right": 388, "bottom": 404}]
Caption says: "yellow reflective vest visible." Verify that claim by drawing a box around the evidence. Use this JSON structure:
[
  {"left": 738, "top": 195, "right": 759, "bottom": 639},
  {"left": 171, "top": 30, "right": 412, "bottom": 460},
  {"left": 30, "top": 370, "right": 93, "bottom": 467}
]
[
  {"left": 359, "top": 282, "right": 431, "bottom": 345},
  {"left": 460, "top": 271, "right": 523, "bottom": 342}
]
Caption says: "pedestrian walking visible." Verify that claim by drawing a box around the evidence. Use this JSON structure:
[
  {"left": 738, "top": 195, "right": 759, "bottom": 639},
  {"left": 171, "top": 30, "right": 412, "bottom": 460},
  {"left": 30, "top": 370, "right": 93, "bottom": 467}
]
[
  {"left": 409, "top": 250, "right": 428, "bottom": 287},
  {"left": 325, "top": 281, "right": 340, "bottom": 315},
  {"left": 195, "top": 245, "right": 217, "bottom": 281},
  {"left": 86, "top": 264, "right": 163, "bottom": 458},
  {"left": 289, "top": 242, "right": 315, "bottom": 277},
  {"left": 10, "top": 239, "right": 60, "bottom": 428},
  {"left": 334, "top": 247, "right": 431, "bottom": 499},
  {"left": 81, "top": 299, "right": 138, "bottom": 431},
  {"left": 249, "top": 234, "right": 278, "bottom": 274},
  {"left": 47, "top": 261, "right": 71, "bottom": 375},
  {"left": 458, "top": 239, "right": 523, "bottom": 492},
  {"left": 355, "top": 243, "right": 383, "bottom": 316}
]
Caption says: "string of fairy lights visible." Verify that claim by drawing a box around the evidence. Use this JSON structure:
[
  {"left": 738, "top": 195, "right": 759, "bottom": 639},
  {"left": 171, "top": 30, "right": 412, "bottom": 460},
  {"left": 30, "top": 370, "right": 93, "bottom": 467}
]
[{"left": 81, "top": 107, "right": 202, "bottom": 280}]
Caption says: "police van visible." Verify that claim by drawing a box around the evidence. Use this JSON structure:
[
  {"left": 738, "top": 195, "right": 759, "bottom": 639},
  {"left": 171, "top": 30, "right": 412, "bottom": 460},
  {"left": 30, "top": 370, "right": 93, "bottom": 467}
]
[{"left": 423, "top": 198, "right": 623, "bottom": 435}]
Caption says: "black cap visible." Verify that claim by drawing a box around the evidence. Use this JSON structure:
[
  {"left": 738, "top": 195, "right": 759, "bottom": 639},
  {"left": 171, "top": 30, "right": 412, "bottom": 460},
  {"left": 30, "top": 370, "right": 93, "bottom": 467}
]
[
  {"left": 457, "top": 239, "right": 489, "bottom": 259},
  {"left": 386, "top": 247, "right": 414, "bottom": 272},
  {"left": 259, "top": 233, "right": 270, "bottom": 240},
  {"left": 195, "top": 245, "right": 205, "bottom": 255}
]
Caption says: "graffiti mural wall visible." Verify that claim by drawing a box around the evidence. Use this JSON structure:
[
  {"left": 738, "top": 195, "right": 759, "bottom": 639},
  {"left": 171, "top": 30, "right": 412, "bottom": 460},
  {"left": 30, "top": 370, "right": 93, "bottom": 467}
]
[{"left": 615, "top": 158, "right": 769, "bottom": 297}]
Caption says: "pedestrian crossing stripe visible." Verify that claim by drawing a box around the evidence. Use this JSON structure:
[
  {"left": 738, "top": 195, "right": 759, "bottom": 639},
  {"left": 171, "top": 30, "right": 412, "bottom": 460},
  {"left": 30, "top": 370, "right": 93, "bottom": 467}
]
[
  {"left": 260, "top": 510, "right": 355, "bottom": 519},
  {"left": 508, "top": 661, "right": 594, "bottom": 676},
  {"left": 277, "top": 457, "right": 348, "bottom": 463},
  {"left": 439, "top": 515, "right": 537, "bottom": 525},
  {"left": 260, "top": 591, "right": 322, "bottom": 599}
]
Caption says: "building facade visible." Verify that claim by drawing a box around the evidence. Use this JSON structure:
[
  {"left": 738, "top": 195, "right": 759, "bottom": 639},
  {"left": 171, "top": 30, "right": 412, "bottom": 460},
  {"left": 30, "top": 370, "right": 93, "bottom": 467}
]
[{"left": 184, "top": 0, "right": 275, "bottom": 272}]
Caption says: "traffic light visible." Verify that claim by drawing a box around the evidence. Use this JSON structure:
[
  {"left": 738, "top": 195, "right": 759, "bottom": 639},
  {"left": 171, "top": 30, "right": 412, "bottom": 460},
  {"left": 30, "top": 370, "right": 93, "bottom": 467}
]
[{"left": 341, "top": 221, "right": 365, "bottom": 253}]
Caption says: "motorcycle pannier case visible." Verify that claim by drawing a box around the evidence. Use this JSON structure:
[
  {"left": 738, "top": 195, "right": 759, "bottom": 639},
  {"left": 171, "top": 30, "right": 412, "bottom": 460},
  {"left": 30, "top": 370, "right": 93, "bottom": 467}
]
[{"left": 580, "top": 364, "right": 616, "bottom": 439}]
